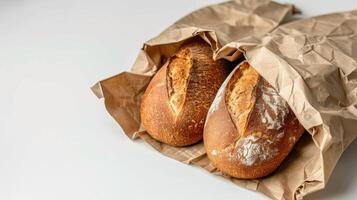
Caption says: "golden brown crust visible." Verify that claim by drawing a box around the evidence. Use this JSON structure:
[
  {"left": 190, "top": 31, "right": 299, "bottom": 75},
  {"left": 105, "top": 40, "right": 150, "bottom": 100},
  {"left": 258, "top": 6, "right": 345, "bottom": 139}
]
[
  {"left": 141, "top": 37, "right": 231, "bottom": 146},
  {"left": 226, "top": 64, "right": 259, "bottom": 135},
  {"left": 204, "top": 62, "right": 305, "bottom": 179},
  {"left": 167, "top": 47, "right": 192, "bottom": 114}
]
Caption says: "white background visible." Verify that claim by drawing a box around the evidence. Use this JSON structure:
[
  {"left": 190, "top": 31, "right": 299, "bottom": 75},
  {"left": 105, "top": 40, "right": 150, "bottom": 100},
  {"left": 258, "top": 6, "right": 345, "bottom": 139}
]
[{"left": 1, "top": 0, "right": 356, "bottom": 199}]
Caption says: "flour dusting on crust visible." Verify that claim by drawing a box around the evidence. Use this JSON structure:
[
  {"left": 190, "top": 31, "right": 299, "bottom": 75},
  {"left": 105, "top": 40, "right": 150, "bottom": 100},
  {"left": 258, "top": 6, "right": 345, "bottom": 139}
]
[
  {"left": 236, "top": 135, "right": 278, "bottom": 166},
  {"left": 258, "top": 82, "right": 289, "bottom": 130}
]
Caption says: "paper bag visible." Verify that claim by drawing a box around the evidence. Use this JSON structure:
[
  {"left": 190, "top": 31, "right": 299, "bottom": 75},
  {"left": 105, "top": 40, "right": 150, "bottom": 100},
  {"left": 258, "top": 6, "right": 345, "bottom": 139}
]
[{"left": 215, "top": 10, "right": 357, "bottom": 199}]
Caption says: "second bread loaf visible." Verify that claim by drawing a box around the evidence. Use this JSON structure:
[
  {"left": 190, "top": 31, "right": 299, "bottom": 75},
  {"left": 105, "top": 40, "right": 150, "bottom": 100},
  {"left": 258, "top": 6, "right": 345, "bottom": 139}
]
[{"left": 204, "top": 62, "right": 305, "bottom": 179}]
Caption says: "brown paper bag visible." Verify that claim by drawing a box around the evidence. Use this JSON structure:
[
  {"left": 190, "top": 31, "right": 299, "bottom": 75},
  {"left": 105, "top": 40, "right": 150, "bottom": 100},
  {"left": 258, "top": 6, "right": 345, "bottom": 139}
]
[
  {"left": 91, "top": 0, "right": 302, "bottom": 199},
  {"left": 214, "top": 10, "right": 357, "bottom": 199}
]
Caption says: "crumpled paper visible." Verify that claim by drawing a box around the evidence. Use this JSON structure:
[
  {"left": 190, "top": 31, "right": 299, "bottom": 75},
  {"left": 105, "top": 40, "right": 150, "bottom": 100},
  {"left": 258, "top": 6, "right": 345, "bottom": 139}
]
[
  {"left": 215, "top": 10, "right": 357, "bottom": 199},
  {"left": 90, "top": 0, "right": 323, "bottom": 199}
]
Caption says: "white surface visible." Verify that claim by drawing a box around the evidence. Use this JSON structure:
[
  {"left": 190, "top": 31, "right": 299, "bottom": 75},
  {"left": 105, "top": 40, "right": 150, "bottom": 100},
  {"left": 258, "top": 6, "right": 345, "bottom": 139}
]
[{"left": 0, "top": 0, "right": 356, "bottom": 199}]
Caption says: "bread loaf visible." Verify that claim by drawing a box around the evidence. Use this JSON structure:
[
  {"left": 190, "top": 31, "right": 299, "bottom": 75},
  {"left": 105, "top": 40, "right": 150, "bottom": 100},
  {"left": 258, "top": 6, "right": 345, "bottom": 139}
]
[
  {"left": 204, "top": 62, "right": 305, "bottom": 179},
  {"left": 141, "top": 38, "right": 231, "bottom": 146}
]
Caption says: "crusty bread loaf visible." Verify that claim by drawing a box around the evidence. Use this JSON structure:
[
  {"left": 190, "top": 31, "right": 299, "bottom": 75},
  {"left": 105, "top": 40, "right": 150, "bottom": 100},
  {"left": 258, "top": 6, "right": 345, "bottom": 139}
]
[
  {"left": 204, "top": 62, "right": 305, "bottom": 179},
  {"left": 141, "top": 37, "right": 231, "bottom": 146}
]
